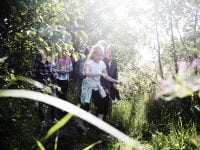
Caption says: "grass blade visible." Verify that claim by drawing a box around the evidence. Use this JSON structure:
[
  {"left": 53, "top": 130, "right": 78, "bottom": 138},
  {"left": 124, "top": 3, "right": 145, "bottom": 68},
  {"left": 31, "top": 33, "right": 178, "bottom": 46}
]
[
  {"left": 36, "top": 140, "right": 46, "bottom": 150},
  {"left": 83, "top": 140, "right": 102, "bottom": 150},
  {"left": 44, "top": 113, "right": 73, "bottom": 140},
  {"left": 54, "top": 134, "right": 59, "bottom": 150}
]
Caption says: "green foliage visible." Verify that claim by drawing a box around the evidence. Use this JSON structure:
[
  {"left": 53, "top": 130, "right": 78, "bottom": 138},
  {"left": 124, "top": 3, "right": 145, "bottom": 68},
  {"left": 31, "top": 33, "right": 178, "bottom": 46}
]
[
  {"left": 36, "top": 140, "right": 46, "bottom": 150},
  {"left": 43, "top": 113, "right": 73, "bottom": 140},
  {"left": 0, "top": 0, "right": 88, "bottom": 149},
  {"left": 151, "top": 123, "right": 197, "bottom": 150},
  {"left": 155, "top": 60, "right": 200, "bottom": 101},
  {"left": 111, "top": 101, "right": 133, "bottom": 133},
  {"left": 1, "top": 0, "right": 200, "bottom": 149},
  {"left": 0, "top": 98, "right": 38, "bottom": 149},
  {"left": 131, "top": 93, "right": 149, "bottom": 137},
  {"left": 36, "top": 113, "right": 73, "bottom": 150},
  {"left": 83, "top": 140, "right": 102, "bottom": 150},
  {"left": 0, "top": 89, "right": 146, "bottom": 149}
]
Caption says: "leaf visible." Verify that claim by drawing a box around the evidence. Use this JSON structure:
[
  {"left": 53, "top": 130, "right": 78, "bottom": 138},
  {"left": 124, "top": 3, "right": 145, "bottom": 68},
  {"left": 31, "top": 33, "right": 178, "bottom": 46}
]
[
  {"left": 79, "top": 53, "right": 86, "bottom": 59},
  {"left": 16, "top": 32, "right": 23, "bottom": 38},
  {"left": 44, "top": 113, "right": 73, "bottom": 139},
  {"left": 36, "top": 140, "right": 46, "bottom": 150},
  {"left": 176, "top": 85, "right": 193, "bottom": 98},
  {"left": 83, "top": 140, "right": 102, "bottom": 150},
  {"left": 64, "top": 14, "right": 70, "bottom": 22},
  {"left": 42, "top": 86, "right": 51, "bottom": 94},
  {"left": 10, "top": 73, "right": 16, "bottom": 81},
  {"left": 26, "top": 30, "right": 36, "bottom": 37},
  {"left": 45, "top": 47, "right": 51, "bottom": 52},
  {"left": 63, "top": 31, "right": 72, "bottom": 43},
  {"left": 79, "top": 30, "right": 88, "bottom": 41},
  {"left": 55, "top": 43, "right": 62, "bottom": 52},
  {"left": 54, "top": 134, "right": 59, "bottom": 150},
  {"left": 38, "top": 37, "right": 45, "bottom": 42},
  {"left": 0, "top": 56, "right": 8, "bottom": 63},
  {"left": 72, "top": 53, "right": 80, "bottom": 62}
]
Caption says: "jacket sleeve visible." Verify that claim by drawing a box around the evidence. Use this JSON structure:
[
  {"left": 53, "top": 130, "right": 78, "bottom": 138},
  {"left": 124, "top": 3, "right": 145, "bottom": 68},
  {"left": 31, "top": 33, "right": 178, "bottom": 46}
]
[{"left": 113, "top": 59, "right": 118, "bottom": 80}]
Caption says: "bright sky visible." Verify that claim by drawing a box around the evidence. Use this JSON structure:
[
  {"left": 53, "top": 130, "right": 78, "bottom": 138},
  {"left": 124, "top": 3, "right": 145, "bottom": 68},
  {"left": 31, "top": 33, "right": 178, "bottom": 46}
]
[
  {"left": 108, "top": 0, "right": 157, "bottom": 61},
  {"left": 94, "top": 0, "right": 165, "bottom": 62},
  {"left": 139, "top": 49, "right": 157, "bottom": 61}
]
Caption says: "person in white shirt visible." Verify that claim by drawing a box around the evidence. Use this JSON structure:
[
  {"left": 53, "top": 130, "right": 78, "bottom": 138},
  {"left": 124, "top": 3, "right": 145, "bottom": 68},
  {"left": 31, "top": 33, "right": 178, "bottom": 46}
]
[{"left": 81, "top": 44, "right": 122, "bottom": 120}]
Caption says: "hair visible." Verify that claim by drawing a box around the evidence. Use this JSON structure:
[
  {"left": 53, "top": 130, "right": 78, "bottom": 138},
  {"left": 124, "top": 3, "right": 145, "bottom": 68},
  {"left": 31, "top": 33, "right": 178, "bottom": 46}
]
[
  {"left": 56, "top": 53, "right": 70, "bottom": 69},
  {"left": 79, "top": 43, "right": 89, "bottom": 56},
  {"left": 86, "top": 44, "right": 104, "bottom": 62},
  {"left": 35, "top": 53, "right": 42, "bottom": 61},
  {"left": 105, "top": 44, "right": 116, "bottom": 54},
  {"left": 97, "top": 40, "right": 107, "bottom": 51},
  {"left": 82, "top": 44, "right": 104, "bottom": 75}
]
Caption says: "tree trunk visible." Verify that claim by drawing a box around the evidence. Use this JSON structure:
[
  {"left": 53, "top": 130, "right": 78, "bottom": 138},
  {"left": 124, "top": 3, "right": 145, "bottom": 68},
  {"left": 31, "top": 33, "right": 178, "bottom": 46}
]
[
  {"left": 154, "top": 0, "right": 164, "bottom": 79},
  {"left": 170, "top": 15, "right": 178, "bottom": 73},
  {"left": 155, "top": 19, "right": 164, "bottom": 79},
  {"left": 193, "top": 6, "right": 198, "bottom": 48}
]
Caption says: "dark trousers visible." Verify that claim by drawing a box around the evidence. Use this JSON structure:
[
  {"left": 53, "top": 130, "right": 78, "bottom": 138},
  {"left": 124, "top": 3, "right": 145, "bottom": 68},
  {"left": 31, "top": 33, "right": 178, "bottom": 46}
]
[
  {"left": 80, "top": 103, "right": 90, "bottom": 112},
  {"left": 80, "top": 90, "right": 104, "bottom": 114},
  {"left": 33, "top": 75, "right": 57, "bottom": 122},
  {"left": 56, "top": 79, "right": 69, "bottom": 118},
  {"left": 56, "top": 79, "right": 69, "bottom": 100}
]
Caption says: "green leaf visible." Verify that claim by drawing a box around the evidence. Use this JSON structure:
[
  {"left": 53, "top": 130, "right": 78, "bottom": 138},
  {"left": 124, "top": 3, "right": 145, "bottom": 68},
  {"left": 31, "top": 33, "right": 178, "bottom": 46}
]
[
  {"left": 83, "top": 140, "right": 102, "bottom": 150},
  {"left": 10, "top": 73, "right": 16, "bottom": 81},
  {"left": 26, "top": 30, "right": 36, "bottom": 37},
  {"left": 44, "top": 113, "right": 73, "bottom": 139},
  {"left": 36, "top": 140, "right": 46, "bottom": 150},
  {"left": 72, "top": 53, "right": 80, "bottom": 62},
  {"left": 79, "top": 30, "right": 88, "bottom": 41},
  {"left": 16, "top": 32, "right": 23, "bottom": 38},
  {"left": 38, "top": 37, "right": 45, "bottom": 42},
  {"left": 64, "top": 14, "right": 70, "bottom": 22},
  {"left": 45, "top": 47, "right": 51, "bottom": 52},
  {"left": 54, "top": 134, "right": 59, "bottom": 150}
]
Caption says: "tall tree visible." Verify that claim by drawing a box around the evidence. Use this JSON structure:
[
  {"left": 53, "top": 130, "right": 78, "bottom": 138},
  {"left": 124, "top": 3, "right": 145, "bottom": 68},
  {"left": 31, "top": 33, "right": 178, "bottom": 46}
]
[{"left": 154, "top": 0, "right": 164, "bottom": 78}]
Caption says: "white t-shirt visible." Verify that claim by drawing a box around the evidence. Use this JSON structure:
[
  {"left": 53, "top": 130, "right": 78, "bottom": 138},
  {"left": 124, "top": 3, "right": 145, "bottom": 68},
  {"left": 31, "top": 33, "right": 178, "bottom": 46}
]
[{"left": 85, "top": 59, "right": 106, "bottom": 83}]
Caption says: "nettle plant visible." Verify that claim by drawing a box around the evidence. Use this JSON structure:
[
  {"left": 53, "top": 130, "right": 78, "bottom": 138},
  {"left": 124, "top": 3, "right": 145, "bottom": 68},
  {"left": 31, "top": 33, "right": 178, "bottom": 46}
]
[{"left": 155, "top": 58, "right": 200, "bottom": 101}]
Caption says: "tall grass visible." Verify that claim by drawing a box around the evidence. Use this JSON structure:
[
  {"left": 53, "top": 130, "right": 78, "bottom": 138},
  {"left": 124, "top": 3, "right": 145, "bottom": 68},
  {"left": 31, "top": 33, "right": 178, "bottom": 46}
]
[
  {"left": 110, "top": 85, "right": 200, "bottom": 150},
  {"left": 151, "top": 122, "right": 198, "bottom": 149},
  {"left": 111, "top": 92, "right": 151, "bottom": 138},
  {"left": 111, "top": 100, "right": 133, "bottom": 133}
]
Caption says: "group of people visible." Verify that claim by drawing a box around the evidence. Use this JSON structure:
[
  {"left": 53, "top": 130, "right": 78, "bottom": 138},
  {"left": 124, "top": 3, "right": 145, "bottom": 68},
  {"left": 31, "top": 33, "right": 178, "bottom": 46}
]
[
  {"left": 32, "top": 40, "right": 121, "bottom": 126},
  {"left": 80, "top": 40, "right": 122, "bottom": 121},
  {"left": 32, "top": 49, "right": 73, "bottom": 124}
]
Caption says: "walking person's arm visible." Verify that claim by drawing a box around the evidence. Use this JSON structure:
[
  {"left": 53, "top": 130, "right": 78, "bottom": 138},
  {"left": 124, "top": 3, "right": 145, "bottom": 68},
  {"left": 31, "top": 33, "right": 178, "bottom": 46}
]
[{"left": 100, "top": 69, "right": 122, "bottom": 85}]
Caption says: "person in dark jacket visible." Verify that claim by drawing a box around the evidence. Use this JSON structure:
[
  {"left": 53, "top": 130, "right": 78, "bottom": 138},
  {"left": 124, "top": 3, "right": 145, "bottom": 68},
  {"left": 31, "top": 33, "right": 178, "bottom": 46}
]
[
  {"left": 32, "top": 51, "right": 57, "bottom": 125},
  {"left": 101, "top": 44, "right": 121, "bottom": 121},
  {"left": 72, "top": 43, "right": 90, "bottom": 101}
]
